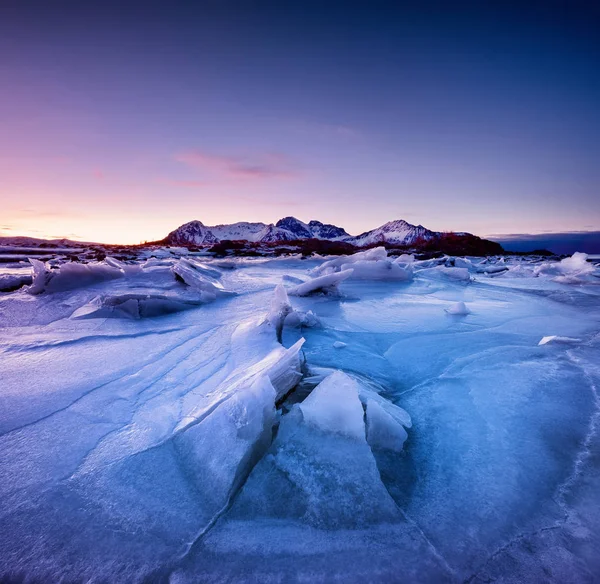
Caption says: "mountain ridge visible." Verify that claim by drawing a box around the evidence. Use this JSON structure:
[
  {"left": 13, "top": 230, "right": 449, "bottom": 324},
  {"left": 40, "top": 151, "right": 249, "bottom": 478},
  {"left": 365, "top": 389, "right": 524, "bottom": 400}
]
[{"left": 164, "top": 216, "right": 451, "bottom": 247}]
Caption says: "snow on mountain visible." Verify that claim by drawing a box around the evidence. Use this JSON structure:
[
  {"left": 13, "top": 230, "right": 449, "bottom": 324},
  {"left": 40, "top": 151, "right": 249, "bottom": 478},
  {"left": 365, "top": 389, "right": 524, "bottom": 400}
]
[
  {"left": 165, "top": 220, "right": 219, "bottom": 246},
  {"left": 255, "top": 223, "right": 299, "bottom": 243},
  {"left": 308, "top": 220, "right": 350, "bottom": 240},
  {"left": 207, "top": 222, "right": 267, "bottom": 243},
  {"left": 164, "top": 216, "right": 446, "bottom": 247},
  {"left": 275, "top": 216, "right": 314, "bottom": 239},
  {"left": 348, "top": 219, "right": 438, "bottom": 247}
]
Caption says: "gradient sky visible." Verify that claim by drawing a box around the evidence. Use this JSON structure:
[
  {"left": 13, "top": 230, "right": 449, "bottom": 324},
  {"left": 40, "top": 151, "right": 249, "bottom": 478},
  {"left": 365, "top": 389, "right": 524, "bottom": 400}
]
[{"left": 1, "top": 0, "right": 599, "bottom": 244}]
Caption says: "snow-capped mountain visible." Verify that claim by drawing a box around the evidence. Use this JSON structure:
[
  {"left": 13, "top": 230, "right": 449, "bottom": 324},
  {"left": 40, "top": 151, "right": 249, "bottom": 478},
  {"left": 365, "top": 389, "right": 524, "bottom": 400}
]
[
  {"left": 348, "top": 219, "right": 437, "bottom": 247},
  {"left": 165, "top": 220, "right": 219, "bottom": 246},
  {"left": 164, "top": 216, "right": 447, "bottom": 247},
  {"left": 307, "top": 220, "right": 350, "bottom": 240},
  {"left": 275, "top": 217, "right": 314, "bottom": 239},
  {"left": 255, "top": 223, "right": 300, "bottom": 243},
  {"left": 207, "top": 222, "right": 267, "bottom": 243}
]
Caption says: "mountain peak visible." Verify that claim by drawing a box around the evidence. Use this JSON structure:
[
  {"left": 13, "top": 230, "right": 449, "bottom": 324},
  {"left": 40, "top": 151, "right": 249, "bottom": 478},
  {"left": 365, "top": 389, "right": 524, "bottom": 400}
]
[
  {"left": 275, "top": 217, "right": 312, "bottom": 238},
  {"left": 165, "top": 220, "right": 218, "bottom": 246}
]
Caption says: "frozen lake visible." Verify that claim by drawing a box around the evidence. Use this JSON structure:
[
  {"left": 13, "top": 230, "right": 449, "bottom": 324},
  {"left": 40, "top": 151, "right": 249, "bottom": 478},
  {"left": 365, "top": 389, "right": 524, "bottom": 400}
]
[{"left": 0, "top": 249, "right": 599, "bottom": 583}]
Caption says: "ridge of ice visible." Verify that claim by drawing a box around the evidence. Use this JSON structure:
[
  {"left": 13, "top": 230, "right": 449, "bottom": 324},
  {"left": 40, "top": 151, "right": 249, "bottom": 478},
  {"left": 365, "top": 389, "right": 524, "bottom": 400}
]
[{"left": 287, "top": 269, "right": 353, "bottom": 296}]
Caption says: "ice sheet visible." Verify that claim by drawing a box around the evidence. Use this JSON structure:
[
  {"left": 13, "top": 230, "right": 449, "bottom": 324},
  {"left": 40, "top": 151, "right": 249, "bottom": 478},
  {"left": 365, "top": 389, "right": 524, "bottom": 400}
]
[{"left": 0, "top": 252, "right": 599, "bottom": 582}]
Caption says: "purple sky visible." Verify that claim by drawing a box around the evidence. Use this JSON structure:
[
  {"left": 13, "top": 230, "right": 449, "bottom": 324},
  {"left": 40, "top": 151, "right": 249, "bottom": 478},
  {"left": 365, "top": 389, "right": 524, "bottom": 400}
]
[{"left": 1, "top": 1, "right": 599, "bottom": 244}]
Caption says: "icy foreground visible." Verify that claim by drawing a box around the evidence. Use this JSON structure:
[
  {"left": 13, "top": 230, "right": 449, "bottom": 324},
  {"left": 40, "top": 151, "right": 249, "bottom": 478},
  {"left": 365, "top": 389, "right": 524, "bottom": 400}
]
[{"left": 0, "top": 250, "right": 599, "bottom": 582}]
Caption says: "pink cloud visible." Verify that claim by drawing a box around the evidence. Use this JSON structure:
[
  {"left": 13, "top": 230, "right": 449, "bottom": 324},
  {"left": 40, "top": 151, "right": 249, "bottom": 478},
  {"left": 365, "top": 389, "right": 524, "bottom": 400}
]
[{"left": 174, "top": 150, "right": 299, "bottom": 180}]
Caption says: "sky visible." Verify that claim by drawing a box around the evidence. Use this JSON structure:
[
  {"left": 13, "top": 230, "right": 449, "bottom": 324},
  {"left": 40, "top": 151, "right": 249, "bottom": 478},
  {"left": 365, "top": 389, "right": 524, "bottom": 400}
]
[{"left": 1, "top": 0, "right": 599, "bottom": 244}]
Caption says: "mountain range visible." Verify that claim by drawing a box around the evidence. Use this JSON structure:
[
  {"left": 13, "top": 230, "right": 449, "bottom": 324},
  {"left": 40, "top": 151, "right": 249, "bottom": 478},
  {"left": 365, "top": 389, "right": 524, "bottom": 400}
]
[{"left": 164, "top": 217, "right": 443, "bottom": 247}]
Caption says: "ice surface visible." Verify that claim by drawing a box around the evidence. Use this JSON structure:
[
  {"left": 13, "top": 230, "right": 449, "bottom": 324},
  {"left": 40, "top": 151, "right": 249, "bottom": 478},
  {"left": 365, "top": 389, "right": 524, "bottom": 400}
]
[{"left": 1, "top": 250, "right": 600, "bottom": 582}]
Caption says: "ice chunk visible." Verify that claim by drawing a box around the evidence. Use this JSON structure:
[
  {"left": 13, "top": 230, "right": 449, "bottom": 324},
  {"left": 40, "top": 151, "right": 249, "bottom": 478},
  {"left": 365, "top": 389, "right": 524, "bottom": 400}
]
[
  {"left": 340, "top": 259, "right": 413, "bottom": 281},
  {"left": 72, "top": 374, "right": 280, "bottom": 565},
  {"left": 365, "top": 399, "right": 408, "bottom": 452},
  {"left": 299, "top": 371, "right": 366, "bottom": 440},
  {"left": 413, "top": 257, "right": 446, "bottom": 269},
  {"left": 264, "top": 285, "right": 320, "bottom": 341},
  {"left": 356, "top": 380, "right": 412, "bottom": 429},
  {"left": 0, "top": 273, "right": 32, "bottom": 292},
  {"left": 534, "top": 252, "right": 596, "bottom": 283},
  {"left": 476, "top": 264, "right": 509, "bottom": 275},
  {"left": 224, "top": 318, "right": 306, "bottom": 401},
  {"left": 221, "top": 372, "right": 401, "bottom": 531},
  {"left": 142, "top": 257, "right": 175, "bottom": 269},
  {"left": 287, "top": 268, "right": 353, "bottom": 296},
  {"left": 333, "top": 341, "right": 347, "bottom": 349},
  {"left": 538, "top": 335, "right": 581, "bottom": 346},
  {"left": 71, "top": 293, "right": 205, "bottom": 319},
  {"left": 171, "top": 374, "right": 277, "bottom": 520},
  {"left": 394, "top": 253, "right": 415, "bottom": 264},
  {"left": 559, "top": 252, "right": 593, "bottom": 273},
  {"left": 314, "top": 246, "right": 388, "bottom": 275},
  {"left": 445, "top": 301, "right": 471, "bottom": 315},
  {"left": 284, "top": 309, "right": 321, "bottom": 329},
  {"left": 27, "top": 259, "right": 124, "bottom": 294},
  {"left": 282, "top": 274, "right": 304, "bottom": 285},
  {"left": 418, "top": 266, "right": 471, "bottom": 282},
  {"left": 171, "top": 257, "right": 230, "bottom": 300},
  {"left": 453, "top": 257, "right": 473, "bottom": 269},
  {"left": 267, "top": 284, "right": 293, "bottom": 341},
  {"left": 210, "top": 259, "right": 237, "bottom": 270},
  {"left": 104, "top": 256, "right": 143, "bottom": 275}
]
